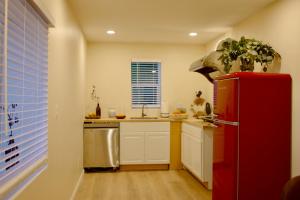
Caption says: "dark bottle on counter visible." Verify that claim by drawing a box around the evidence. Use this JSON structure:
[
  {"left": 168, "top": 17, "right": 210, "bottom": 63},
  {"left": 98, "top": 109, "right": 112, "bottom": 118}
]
[
  {"left": 205, "top": 102, "right": 211, "bottom": 115},
  {"left": 96, "top": 103, "right": 101, "bottom": 118}
]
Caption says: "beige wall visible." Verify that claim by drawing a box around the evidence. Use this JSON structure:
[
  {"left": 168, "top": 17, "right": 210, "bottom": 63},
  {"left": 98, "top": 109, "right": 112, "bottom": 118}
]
[
  {"left": 17, "top": 0, "right": 86, "bottom": 199},
  {"left": 85, "top": 42, "right": 209, "bottom": 118},
  {"left": 205, "top": 0, "right": 300, "bottom": 177}
]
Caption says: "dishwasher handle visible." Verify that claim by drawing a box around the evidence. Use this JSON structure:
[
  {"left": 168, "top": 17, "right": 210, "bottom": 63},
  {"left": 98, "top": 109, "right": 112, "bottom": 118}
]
[{"left": 83, "top": 128, "right": 119, "bottom": 135}]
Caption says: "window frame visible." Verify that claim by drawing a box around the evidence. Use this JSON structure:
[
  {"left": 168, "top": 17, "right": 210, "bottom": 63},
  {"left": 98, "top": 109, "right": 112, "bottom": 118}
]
[
  {"left": 131, "top": 60, "right": 161, "bottom": 108},
  {"left": 0, "top": 0, "right": 52, "bottom": 199}
]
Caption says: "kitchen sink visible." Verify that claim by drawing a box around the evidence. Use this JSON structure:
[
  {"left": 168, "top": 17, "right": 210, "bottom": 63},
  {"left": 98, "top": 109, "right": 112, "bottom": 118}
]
[{"left": 130, "top": 116, "right": 159, "bottom": 120}]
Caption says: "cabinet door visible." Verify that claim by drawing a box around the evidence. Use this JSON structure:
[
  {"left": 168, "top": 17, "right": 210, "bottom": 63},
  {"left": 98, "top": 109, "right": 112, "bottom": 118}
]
[
  {"left": 145, "top": 132, "right": 170, "bottom": 164},
  {"left": 182, "top": 131, "right": 192, "bottom": 169},
  {"left": 203, "top": 127, "right": 213, "bottom": 189},
  {"left": 190, "top": 134, "right": 203, "bottom": 180},
  {"left": 120, "top": 133, "right": 144, "bottom": 164},
  {"left": 182, "top": 129, "right": 203, "bottom": 181}
]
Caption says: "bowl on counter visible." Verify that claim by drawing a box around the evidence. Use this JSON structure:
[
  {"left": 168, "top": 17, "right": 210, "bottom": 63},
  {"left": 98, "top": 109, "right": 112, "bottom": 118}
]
[
  {"left": 115, "top": 114, "right": 126, "bottom": 119},
  {"left": 160, "top": 113, "right": 170, "bottom": 118},
  {"left": 85, "top": 116, "right": 100, "bottom": 119},
  {"left": 85, "top": 112, "right": 100, "bottom": 119}
]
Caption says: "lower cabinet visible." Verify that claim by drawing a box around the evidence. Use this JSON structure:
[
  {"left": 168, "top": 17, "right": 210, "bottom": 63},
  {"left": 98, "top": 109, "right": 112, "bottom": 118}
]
[
  {"left": 182, "top": 131, "right": 192, "bottom": 168},
  {"left": 120, "top": 122, "right": 170, "bottom": 165},
  {"left": 120, "top": 133, "right": 144, "bottom": 164},
  {"left": 145, "top": 132, "right": 170, "bottom": 164},
  {"left": 191, "top": 134, "right": 203, "bottom": 180},
  {"left": 182, "top": 124, "right": 203, "bottom": 180},
  {"left": 203, "top": 126, "right": 213, "bottom": 189},
  {"left": 181, "top": 122, "right": 213, "bottom": 189}
]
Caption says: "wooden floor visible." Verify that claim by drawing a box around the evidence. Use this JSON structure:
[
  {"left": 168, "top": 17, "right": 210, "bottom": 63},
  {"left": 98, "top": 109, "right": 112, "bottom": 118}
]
[{"left": 74, "top": 170, "right": 212, "bottom": 200}]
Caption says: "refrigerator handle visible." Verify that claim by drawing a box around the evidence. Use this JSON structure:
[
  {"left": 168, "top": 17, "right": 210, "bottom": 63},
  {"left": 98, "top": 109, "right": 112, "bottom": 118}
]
[
  {"left": 212, "top": 113, "right": 219, "bottom": 117},
  {"left": 213, "top": 119, "right": 239, "bottom": 126},
  {"left": 212, "top": 121, "right": 220, "bottom": 128}
]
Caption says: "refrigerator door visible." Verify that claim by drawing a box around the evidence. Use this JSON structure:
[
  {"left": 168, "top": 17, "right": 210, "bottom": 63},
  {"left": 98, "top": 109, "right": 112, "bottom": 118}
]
[
  {"left": 213, "top": 78, "right": 239, "bottom": 122},
  {"left": 213, "top": 72, "right": 291, "bottom": 200},
  {"left": 213, "top": 122, "right": 239, "bottom": 200}
]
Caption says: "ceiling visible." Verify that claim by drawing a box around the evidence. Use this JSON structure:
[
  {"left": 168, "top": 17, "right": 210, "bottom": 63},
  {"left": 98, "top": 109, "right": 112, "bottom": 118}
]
[{"left": 68, "top": 0, "right": 275, "bottom": 44}]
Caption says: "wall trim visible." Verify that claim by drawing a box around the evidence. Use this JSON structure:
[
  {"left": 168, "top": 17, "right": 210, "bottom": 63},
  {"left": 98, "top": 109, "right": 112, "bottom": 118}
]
[
  {"left": 27, "top": 0, "right": 55, "bottom": 27},
  {"left": 69, "top": 170, "right": 84, "bottom": 200}
]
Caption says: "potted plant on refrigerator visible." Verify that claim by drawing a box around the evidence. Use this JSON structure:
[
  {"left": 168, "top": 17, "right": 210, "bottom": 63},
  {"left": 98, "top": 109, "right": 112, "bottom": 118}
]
[{"left": 218, "top": 36, "right": 281, "bottom": 73}]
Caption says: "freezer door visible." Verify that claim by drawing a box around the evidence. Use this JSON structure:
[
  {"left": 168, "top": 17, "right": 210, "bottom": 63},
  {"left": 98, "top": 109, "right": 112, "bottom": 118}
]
[
  {"left": 213, "top": 78, "right": 239, "bottom": 122},
  {"left": 213, "top": 122, "right": 238, "bottom": 200},
  {"left": 83, "top": 128, "right": 119, "bottom": 168}
]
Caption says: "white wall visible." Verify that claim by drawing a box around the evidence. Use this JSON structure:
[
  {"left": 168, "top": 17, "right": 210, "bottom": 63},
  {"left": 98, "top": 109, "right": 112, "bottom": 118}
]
[
  {"left": 85, "top": 42, "right": 209, "bottom": 118},
  {"left": 205, "top": 0, "right": 300, "bottom": 177},
  {"left": 17, "top": 0, "right": 86, "bottom": 199}
]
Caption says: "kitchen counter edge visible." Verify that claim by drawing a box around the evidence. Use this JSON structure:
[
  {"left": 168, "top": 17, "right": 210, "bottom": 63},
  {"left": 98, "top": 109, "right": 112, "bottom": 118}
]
[
  {"left": 84, "top": 118, "right": 214, "bottom": 128},
  {"left": 84, "top": 118, "right": 173, "bottom": 123}
]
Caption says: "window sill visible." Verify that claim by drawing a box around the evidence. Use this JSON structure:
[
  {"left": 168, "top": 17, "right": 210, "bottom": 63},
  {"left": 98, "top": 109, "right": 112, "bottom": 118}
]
[{"left": 0, "top": 156, "right": 48, "bottom": 200}]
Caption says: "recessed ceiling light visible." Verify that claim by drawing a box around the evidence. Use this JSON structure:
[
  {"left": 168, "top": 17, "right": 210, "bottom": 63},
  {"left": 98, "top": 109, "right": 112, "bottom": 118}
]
[
  {"left": 189, "top": 32, "right": 198, "bottom": 37},
  {"left": 106, "top": 30, "right": 116, "bottom": 35}
]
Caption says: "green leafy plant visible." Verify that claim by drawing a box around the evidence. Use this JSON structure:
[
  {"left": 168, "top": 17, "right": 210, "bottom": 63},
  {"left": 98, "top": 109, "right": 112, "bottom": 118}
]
[{"left": 218, "top": 36, "right": 280, "bottom": 73}]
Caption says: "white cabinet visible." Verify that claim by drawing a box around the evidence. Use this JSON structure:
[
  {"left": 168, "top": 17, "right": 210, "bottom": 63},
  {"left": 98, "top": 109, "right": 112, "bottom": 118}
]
[
  {"left": 203, "top": 126, "right": 213, "bottom": 189},
  {"left": 181, "top": 122, "right": 213, "bottom": 189},
  {"left": 181, "top": 123, "right": 203, "bottom": 180},
  {"left": 120, "top": 122, "right": 170, "bottom": 165},
  {"left": 145, "top": 132, "right": 170, "bottom": 164},
  {"left": 120, "top": 133, "right": 144, "bottom": 164},
  {"left": 191, "top": 134, "right": 203, "bottom": 180},
  {"left": 181, "top": 130, "right": 190, "bottom": 167}
]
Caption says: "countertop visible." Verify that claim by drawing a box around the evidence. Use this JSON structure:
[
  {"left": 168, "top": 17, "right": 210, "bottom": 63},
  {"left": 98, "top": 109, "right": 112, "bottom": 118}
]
[
  {"left": 182, "top": 119, "right": 215, "bottom": 128},
  {"left": 84, "top": 117, "right": 171, "bottom": 123},
  {"left": 84, "top": 117, "right": 214, "bottom": 128}
]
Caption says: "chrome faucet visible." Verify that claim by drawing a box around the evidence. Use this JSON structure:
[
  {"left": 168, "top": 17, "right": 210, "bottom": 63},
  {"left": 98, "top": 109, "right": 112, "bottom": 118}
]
[{"left": 142, "top": 104, "right": 147, "bottom": 118}]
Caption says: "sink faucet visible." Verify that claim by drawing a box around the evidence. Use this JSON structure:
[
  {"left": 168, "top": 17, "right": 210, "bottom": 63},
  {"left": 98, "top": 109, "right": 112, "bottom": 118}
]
[{"left": 142, "top": 104, "right": 147, "bottom": 117}]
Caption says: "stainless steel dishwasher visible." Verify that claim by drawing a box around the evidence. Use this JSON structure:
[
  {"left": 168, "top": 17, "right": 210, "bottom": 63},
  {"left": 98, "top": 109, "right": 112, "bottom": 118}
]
[{"left": 83, "top": 122, "right": 119, "bottom": 170}]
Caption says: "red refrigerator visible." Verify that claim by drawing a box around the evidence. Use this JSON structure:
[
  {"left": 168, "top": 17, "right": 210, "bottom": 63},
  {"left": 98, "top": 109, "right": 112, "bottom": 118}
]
[{"left": 212, "top": 72, "right": 291, "bottom": 200}]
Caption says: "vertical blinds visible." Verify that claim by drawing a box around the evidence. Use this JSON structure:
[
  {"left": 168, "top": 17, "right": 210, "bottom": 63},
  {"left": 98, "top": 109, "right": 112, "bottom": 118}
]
[
  {"left": 131, "top": 61, "right": 161, "bottom": 108},
  {"left": 0, "top": 0, "right": 48, "bottom": 189}
]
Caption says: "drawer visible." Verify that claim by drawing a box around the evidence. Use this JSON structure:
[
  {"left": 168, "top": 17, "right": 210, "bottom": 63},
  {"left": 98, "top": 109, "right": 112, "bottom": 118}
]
[{"left": 120, "top": 122, "right": 170, "bottom": 132}]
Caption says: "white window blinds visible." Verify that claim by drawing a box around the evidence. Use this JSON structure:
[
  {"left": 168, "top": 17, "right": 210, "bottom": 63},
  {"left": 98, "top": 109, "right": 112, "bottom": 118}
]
[
  {"left": 131, "top": 61, "right": 161, "bottom": 108},
  {"left": 0, "top": 0, "right": 48, "bottom": 198}
]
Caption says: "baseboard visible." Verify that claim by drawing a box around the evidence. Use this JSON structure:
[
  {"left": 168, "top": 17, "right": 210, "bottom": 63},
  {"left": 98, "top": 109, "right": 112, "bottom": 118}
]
[
  {"left": 182, "top": 165, "right": 211, "bottom": 190},
  {"left": 120, "top": 164, "right": 169, "bottom": 171},
  {"left": 70, "top": 169, "right": 84, "bottom": 200}
]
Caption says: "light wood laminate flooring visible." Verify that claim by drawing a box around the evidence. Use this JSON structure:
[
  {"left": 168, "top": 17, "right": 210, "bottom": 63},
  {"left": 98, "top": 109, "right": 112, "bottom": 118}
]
[{"left": 74, "top": 170, "right": 212, "bottom": 200}]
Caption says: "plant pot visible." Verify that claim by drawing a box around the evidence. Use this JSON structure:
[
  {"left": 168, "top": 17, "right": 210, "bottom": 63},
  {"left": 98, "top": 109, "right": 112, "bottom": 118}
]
[
  {"left": 240, "top": 64, "right": 254, "bottom": 72},
  {"left": 240, "top": 60, "right": 254, "bottom": 72}
]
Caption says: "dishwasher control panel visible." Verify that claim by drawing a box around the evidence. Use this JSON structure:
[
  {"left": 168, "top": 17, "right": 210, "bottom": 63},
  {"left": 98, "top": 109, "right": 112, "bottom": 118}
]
[{"left": 83, "top": 122, "right": 119, "bottom": 128}]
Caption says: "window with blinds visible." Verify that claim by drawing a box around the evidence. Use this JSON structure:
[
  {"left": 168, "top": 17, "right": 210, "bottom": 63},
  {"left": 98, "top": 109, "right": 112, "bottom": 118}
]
[
  {"left": 0, "top": 0, "right": 48, "bottom": 197},
  {"left": 131, "top": 61, "right": 161, "bottom": 108}
]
